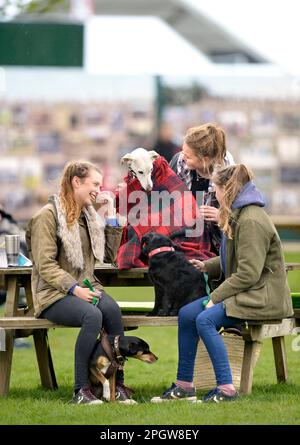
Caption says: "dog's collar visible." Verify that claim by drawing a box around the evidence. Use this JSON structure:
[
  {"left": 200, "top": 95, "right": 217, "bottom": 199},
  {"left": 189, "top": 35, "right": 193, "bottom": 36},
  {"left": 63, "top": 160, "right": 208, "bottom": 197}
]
[
  {"left": 148, "top": 246, "right": 175, "bottom": 258},
  {"left": 113, "top": 335, "right": 125, "bottom": 366}
]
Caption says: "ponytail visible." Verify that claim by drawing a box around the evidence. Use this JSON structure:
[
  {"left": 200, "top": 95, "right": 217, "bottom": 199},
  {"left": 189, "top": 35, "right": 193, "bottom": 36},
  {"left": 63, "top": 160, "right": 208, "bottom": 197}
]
[
  {"left": 60, "top": 160, "right": 102, "bottom": 227},
  {"left": 213, "top": 164, "right": 253, "bottom": 239}
]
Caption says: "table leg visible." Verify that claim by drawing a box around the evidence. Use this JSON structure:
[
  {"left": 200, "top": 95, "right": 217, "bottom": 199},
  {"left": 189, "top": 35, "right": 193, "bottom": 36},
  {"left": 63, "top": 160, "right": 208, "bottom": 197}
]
[
  {"left": 240, "top": 340, "right": 260, "bottom": 394},
  {"left": 0, "top": 330, "right": 14, "bottom": 397},
  {"left": 33, "top": 330, "right": 58, "bottom": 390},
  {"left": 0, "top": 276, "right": 19, "bottom": 396},
  {"left": 5, "top": 276, "right": 19, "bottom": 317},
  {"left": 272, "top": 336, "right": 288, "bottom": 382}
]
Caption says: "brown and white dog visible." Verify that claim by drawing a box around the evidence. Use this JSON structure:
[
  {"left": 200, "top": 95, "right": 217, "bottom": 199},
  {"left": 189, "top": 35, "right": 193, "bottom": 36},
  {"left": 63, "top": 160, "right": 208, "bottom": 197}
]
[{"left": 89, "top": 331, "right": 158, "bottom": 403}]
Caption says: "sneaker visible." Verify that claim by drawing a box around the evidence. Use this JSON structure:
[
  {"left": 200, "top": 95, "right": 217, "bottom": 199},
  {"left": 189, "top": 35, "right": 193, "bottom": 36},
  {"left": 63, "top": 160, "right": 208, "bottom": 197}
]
[
  {"left": 115, "top": 383, "right": 137, "bottom": 405},
  {"left": 202, "top": 387, "right": 238, "bottom": 403},
  {"left": 72, "top": 386, "right": 103, "bottom": 405},
  {"left": 150, "top": 383, "right": 197, "bottom": 403}
]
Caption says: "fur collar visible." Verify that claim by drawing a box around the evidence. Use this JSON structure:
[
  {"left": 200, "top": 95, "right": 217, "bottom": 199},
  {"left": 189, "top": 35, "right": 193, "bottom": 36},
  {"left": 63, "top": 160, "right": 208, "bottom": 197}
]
[{"left": 51, "top": 195, "right": 105, "bottom": 271}]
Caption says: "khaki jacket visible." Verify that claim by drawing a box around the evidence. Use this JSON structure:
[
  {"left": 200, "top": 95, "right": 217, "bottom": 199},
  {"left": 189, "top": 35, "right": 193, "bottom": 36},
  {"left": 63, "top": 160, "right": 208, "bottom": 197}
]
[
  {"left": 26, "top": 197, "right": 122, "bottom": 317},
  {"left": 204, "top": 205, "right": 293, "bottom": 320}
]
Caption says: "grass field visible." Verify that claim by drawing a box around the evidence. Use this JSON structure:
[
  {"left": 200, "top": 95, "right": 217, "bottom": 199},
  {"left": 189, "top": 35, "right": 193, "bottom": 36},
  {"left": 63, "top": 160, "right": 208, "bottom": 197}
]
[
  {"left": 0, "top": 251, "right": 299, "bottom": 425},
  {"left": 0, "top": 328, "right": 299, "bottom": 425}
]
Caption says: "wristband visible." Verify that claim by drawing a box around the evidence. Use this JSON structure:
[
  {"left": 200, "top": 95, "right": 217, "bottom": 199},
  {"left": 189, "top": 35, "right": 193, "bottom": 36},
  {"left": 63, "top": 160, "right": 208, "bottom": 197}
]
[{"left": 68, "top": 283, "right": 78, "bottom": 295}]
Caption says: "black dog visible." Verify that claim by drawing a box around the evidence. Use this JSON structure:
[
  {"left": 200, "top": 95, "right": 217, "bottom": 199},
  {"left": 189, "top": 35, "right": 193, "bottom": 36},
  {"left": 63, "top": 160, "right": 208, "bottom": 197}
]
[
  {"left": 141, "top": 233, "right": 208, "bottom": 316},
  {"left": 89, "top": 332, "right": 158, "bottom": 402}
]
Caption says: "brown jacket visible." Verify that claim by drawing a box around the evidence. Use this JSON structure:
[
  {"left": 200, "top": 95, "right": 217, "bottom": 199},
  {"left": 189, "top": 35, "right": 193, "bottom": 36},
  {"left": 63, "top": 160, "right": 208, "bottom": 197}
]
[
  {"left": 26, "top": 196, "right": 122, "bottom": 317},
  {"left": 204, "top": 205, "right": 293, "bottom": 320}
]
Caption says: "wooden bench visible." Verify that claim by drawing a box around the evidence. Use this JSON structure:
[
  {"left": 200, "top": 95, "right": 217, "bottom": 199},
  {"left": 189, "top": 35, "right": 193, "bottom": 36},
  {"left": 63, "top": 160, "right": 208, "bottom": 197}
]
[{"left": 0, "top": 263, "right": 299, "bottom": 397}]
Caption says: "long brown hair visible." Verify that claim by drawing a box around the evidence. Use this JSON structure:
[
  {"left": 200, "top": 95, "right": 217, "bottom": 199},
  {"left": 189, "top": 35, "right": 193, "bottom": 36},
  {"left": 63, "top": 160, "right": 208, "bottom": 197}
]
[
  {"left": 60, "top": 161, "right": 102, "bottom": 227},
  {"left": 184, "top": 123, "right": 227, "bottom": 175},
  {"left": 212, "top": 164, "right": 253, "bottom": 239}
]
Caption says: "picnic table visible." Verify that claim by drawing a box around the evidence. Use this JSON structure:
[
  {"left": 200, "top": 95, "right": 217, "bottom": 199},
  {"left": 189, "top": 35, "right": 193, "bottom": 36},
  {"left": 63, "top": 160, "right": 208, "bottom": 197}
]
[{"left": 0, "top": 263, "right": 299, "bottom": 397}]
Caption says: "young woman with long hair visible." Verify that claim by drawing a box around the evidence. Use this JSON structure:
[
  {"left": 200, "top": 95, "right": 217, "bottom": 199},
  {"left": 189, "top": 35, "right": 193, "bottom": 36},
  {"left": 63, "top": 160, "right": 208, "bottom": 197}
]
[
  {"left": 151, "top": 164, "right": 293, "bottom": 403},
  {"left": 26, "top": 160, "right": 135, "bottom": 405},
  {"left": 170, "top": 123, "right": 235, "bottom": 254}
]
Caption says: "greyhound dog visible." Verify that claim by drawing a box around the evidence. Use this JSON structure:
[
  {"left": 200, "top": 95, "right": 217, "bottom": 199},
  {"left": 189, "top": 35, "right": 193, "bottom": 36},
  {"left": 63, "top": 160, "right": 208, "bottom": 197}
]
[{"left": 121, "top": 147, "right": 160, "bottom": 191}]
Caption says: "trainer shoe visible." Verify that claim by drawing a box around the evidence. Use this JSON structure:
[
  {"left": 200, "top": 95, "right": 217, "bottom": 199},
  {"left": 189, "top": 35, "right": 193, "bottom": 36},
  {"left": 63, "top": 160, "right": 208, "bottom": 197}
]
[
  {"left": 115, "top": 383, "right": 137, "bottom": 405},
  {"left": 72, "top": 386, "right": 103, "bottom": 405},
  {"left": 202, "top": 387, "right": 238, "bottom": 403},
  {"left": 150, "top": 383, "right": 197, "bottom": 403}
]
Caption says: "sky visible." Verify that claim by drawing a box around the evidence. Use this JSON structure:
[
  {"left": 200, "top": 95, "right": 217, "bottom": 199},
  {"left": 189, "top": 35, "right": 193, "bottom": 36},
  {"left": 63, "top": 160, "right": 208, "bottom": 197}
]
[
  {"left": 85, "top": 2, "right": 300, "bottom": 76},
  {"left": 187, "top": 0, "right": 300, "bottom": 75},
  {"left": 2, "top": 0, "right": 300, "bottom": 100}
]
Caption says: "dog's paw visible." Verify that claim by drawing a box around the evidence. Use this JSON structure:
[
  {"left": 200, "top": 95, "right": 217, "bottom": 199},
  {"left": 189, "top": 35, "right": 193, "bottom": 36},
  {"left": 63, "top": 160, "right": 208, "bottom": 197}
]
[
  {"left": 157, "top": 309, "right": 168, "bottom": 316},
  {"left": 148, "top": 309, "right": 158, "bottom": 316}
]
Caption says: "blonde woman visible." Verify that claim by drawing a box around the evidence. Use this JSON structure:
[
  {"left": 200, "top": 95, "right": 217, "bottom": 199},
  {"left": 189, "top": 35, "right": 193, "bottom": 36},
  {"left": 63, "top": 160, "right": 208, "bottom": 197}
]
[
  {"left": 151, "top": 164, "right": 293, "bottom": 403},
  {"left": 26, "top": 161, "right": 135, "bottom": 405},
  {"left": 170, "top": 123, "right": 234, "bottom": 253}
]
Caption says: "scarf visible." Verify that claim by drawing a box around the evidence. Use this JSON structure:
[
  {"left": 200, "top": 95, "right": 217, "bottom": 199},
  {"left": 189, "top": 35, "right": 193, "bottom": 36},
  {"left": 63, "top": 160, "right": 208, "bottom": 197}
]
[{"left": 51, "top": 195, "right": 105, "bottom": 271}]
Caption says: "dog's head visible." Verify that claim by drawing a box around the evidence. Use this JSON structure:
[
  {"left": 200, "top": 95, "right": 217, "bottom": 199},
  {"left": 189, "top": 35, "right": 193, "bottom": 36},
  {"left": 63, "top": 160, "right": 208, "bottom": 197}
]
[
  {"left": 140, "top": 233, "right": 177, "bottom": 260},
  {"left": 121, "top": 147, "right": 159, "bottom": 192},
  {"left": 90, "top": 334, "right": 158, "bottom": 366},
  {"left": 119, "top": 335, "right": 158, "bottom": 364}
]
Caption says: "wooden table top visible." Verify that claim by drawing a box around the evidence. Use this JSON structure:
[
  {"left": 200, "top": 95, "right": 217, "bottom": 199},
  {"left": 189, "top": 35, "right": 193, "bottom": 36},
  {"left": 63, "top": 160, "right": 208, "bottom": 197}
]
[
  {"left": 1, "top": 263, "right": 299, "bottom": 276},
  {"left": 0, "top": 264, "right": 149, "bottom": 276}
]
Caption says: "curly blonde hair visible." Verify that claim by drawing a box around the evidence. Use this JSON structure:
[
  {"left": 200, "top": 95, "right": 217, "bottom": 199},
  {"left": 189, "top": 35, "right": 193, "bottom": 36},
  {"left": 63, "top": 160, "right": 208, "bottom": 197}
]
[
  {"left": 212, "top": 164, "right": 253, "bottom": 239},
  {"left": 60, "top": 161, "right": 102, "bottom": 227}
]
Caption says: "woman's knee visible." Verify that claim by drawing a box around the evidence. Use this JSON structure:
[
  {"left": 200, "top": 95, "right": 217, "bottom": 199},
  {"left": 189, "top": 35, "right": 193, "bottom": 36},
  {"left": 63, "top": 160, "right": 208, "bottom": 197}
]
[
  {"left": 196, "top": 311, "right": 215, "bottom": 334},
  {"left": 82, "top": 306, "right": 103, "bottom": 327},
  {"left": 98, "top": 291, "right": 122, "bottom": 316}
]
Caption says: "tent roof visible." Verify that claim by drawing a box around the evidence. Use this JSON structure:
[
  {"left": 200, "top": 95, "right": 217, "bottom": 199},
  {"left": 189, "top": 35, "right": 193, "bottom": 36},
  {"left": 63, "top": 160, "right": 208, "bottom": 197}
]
[{"left": 91, "top": 0, "right": 268, "bottom": 64}]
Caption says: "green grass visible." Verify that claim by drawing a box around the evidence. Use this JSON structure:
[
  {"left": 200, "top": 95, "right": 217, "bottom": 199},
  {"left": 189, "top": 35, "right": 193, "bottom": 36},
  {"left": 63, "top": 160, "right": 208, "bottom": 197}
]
[
  {"left": 285, "top": 251, "right": 300, "bottom": 292},
  {"left": 0, "top": 250, "right": 299, "bottom": 425},
  {"left": 0, "top": 328, "right": 300, "bottom": 425}
]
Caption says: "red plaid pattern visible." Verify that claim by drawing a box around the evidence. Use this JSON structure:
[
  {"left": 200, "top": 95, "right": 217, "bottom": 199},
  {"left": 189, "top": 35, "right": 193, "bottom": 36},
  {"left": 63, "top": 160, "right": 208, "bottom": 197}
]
[{"left": 117, "top": 156, "right": 216, "bottom": 269}]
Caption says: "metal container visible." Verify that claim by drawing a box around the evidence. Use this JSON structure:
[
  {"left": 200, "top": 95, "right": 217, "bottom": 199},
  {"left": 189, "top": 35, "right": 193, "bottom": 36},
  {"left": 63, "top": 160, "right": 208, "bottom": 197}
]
[{"left": 5, "top": 234, "right": 20, "bottom": 267}]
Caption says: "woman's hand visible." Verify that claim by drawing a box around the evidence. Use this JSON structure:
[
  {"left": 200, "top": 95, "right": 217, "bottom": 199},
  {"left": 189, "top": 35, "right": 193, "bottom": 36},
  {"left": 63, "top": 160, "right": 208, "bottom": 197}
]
[
  {"left": 73, "top": 286, "right": 101, "bottom": 303},
  {"left": 205, "top": 300, "right": 215, "bottom": 309},
  {"left": 189, "top": 259, "right": 207, "bottom": 272},
  {"left": 96, "top": 191, "right": 116, "bottom": 218},
  {"left": 199, "top": 205, "right": 219, "bottom": 222}
]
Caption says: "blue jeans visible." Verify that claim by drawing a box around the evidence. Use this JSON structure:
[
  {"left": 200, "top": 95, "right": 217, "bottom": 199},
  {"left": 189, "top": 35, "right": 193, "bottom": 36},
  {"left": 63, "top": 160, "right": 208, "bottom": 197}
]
[{"left": 177, "top": 297, "right": 242, "bottom": 386}]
